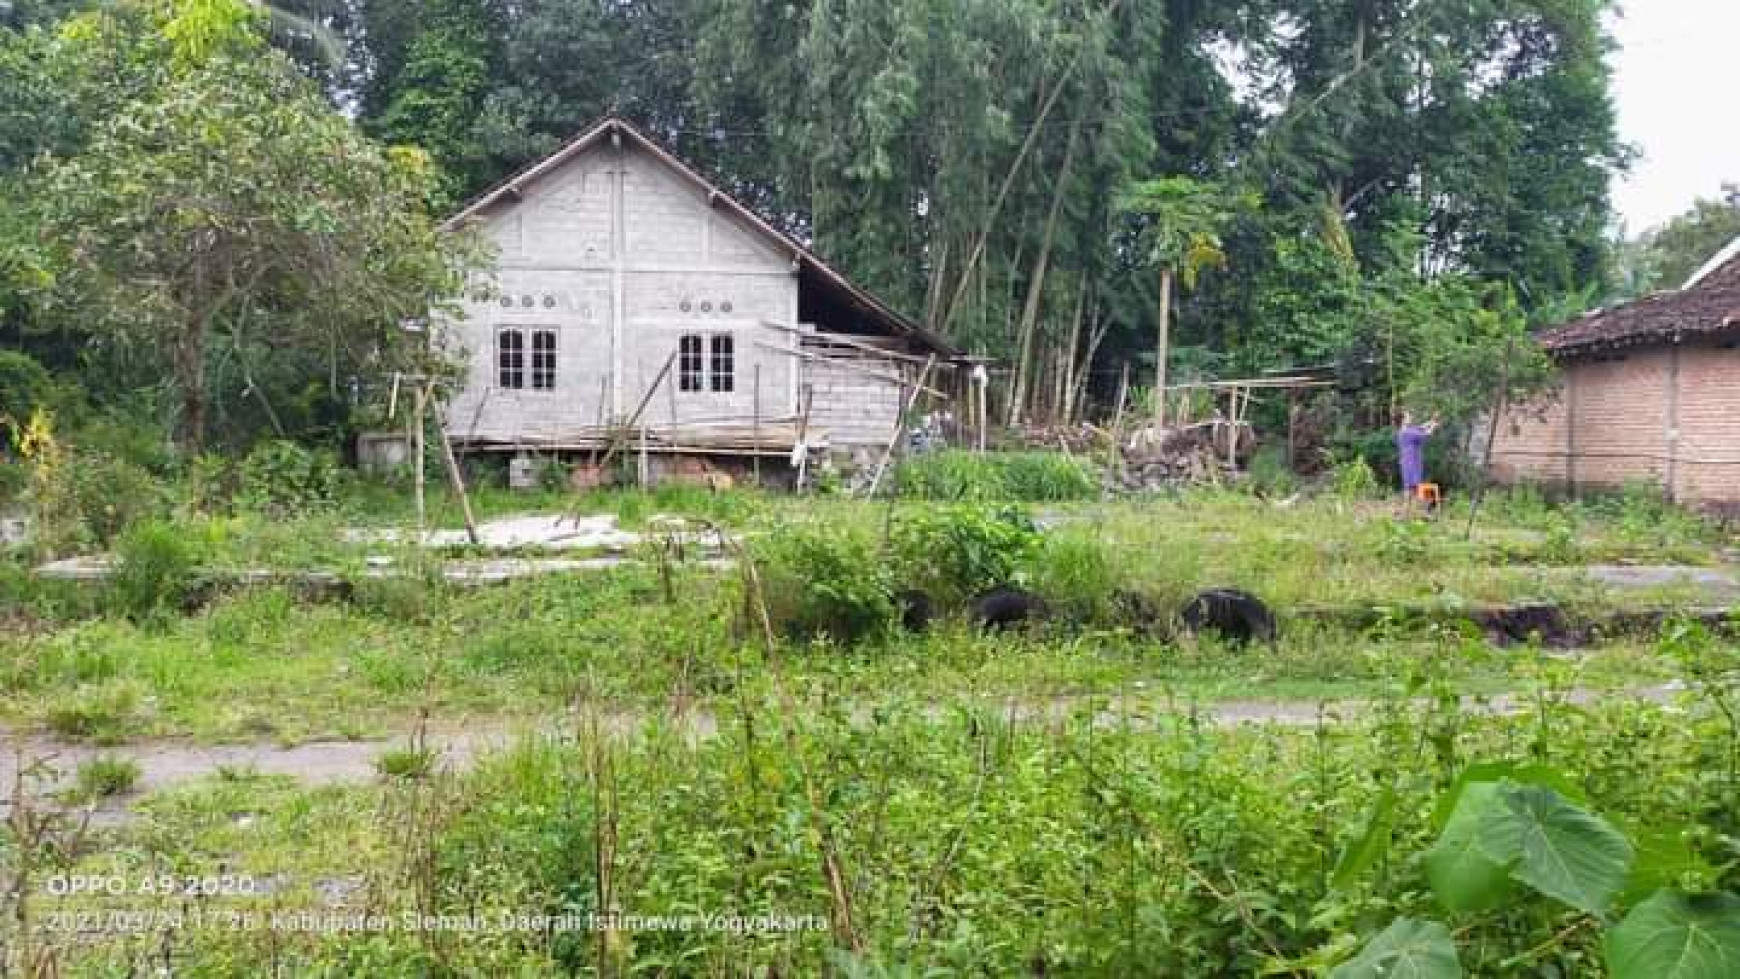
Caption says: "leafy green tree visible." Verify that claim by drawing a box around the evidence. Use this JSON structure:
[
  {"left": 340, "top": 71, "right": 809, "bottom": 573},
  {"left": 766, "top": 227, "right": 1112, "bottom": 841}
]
[
  {"left": 1625, "top": 186, "right": 1740, "bottom": 295},
  {"left": 25, "top": 0, "right": 482, "bottom": 452}
]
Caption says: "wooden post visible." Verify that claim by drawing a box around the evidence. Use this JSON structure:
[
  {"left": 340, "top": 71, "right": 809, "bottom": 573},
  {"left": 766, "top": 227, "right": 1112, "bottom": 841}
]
[
  {"left": 1106, "top": 363, "right": 1130, "bottom": 488},
  {"left": 794, "top": 383, "right": 815, "bottom": 492},
  {"left": 596, "top": 350, "right": 677, "bottom": 473},
  {"left": 1287, "top": 390, "right": 1299, "bottom": 474},
  {"left": 976, "top": 365, "right": 989, "bottom": 453},
  {"left": 752, "top": 363, "right": 763, "bottom": 487},
  {"left": 1155, "top": 266, "right": 1172, "bottom": 429},
  {"left": 866, "top": 355, "right": 937, "bottom": 498},
  {"left": 431, "top": 394, "right": 479, "bottom": 546},
  {"left": 639, "top": 420, "right": 650, "bottom": 489},
  {"left": 412, "top": 382, "right": 427, "bottom": 534}
]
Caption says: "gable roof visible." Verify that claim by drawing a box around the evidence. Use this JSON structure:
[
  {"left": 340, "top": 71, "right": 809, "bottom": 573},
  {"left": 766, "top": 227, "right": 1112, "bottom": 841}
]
[
  {"left": 443, "top": 116, "right": 958, "bottom": 358},
  {"left": 1539, "top": 241, "right": 1740, "bottom": 357}
]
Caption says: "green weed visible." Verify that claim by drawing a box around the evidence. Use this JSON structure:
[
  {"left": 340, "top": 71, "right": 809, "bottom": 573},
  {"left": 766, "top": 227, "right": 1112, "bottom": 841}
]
[{"left": 69, "top": 754, "right": 142, "bottom": 801}]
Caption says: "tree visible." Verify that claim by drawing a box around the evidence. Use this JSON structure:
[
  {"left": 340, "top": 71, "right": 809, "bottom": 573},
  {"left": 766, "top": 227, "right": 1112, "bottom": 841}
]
[
  {"left": 1626, "top": 186, "right": 1740, "bottom": 295},
  {"left": 1118, "top": 177, "right": 1244, "bottom": 427},
  {"left": 27, "top": 0, "right": 483, "bottom": 452}
]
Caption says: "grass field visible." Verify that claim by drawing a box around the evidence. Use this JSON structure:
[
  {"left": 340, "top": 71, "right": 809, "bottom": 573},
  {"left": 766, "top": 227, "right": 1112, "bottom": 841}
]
[{"left": 2, "top": 475, "right": 1737, "bottom": 975}]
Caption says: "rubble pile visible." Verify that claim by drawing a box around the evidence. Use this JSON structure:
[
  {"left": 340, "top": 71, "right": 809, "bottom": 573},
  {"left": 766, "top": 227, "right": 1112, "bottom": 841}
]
[{"left": 1115, "top": 421, "right": 1254, "bottom": 490}]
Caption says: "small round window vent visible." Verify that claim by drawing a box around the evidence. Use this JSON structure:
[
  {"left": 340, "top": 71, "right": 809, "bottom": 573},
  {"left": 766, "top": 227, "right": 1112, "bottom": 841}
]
[
  {"left": 543, "top": 295, "right": 557, "bottom": 309},
  {"left": 520, "top": 295, "right": 535, "bottom": 308},
  {"left": 700, "top": 301, "right": 713, "bottom": 313},
  {"left": 499, "top": 296, "right": 513, "bottom": 308},
  {"left": 720, "top": 301, "right": 734, "bottom": 314},
  {"left": 679, "top": 299, "right": 693, "bottom": 313}
]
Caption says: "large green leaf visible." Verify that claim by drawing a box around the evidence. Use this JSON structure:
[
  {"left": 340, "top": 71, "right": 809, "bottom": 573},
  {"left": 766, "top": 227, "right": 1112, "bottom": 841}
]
[
  {"left": 1607, "top": 891, "right": 1740, "bottom": 979},
  {"left": 1430, "top": 762, "right": 1586, "bottom": 831},
  {"left": 1424, "top": 781, "right": 1517, "bottom": 914},
  {"left": 1426, "top": 779, "right": 1632, "bottom": 916},
  {"left": 1331, "top": 918, "right": 1462, "bottom": 979},
  {"left": 1500, "top": 784, "right": 1633, "bottom": 915}
]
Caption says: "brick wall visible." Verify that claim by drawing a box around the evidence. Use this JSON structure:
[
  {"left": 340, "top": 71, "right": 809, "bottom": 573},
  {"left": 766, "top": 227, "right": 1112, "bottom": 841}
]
[
  {"left": 1490, "top": 338, "right": 1740, "bottom": 505},
  {"left": 802, "top": 350, "right": 905, "bottom": 448}
]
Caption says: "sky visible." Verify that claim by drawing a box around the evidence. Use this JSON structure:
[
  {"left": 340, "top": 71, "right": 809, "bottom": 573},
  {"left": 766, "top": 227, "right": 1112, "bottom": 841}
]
[{"left": 1608, "top": 1, "right": 1740, "bottom": 233}]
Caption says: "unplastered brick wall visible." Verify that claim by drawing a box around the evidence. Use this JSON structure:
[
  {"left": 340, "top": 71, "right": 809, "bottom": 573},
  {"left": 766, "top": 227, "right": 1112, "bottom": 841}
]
[
  {"left": 802, "top": 354, "right": 905, "bottom": 448},
  {"left": 1490, "top": 338, "right": 1740, "bottom": 505}
]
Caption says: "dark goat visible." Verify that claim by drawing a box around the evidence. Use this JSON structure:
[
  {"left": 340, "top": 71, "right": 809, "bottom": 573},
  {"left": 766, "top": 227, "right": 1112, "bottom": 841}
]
[
  {"left": 969, "top": 587, "right": 1049, "bottom": 632},
  {"left": 1179, "top": 589, "right": 1277, "bottom": 645},
  {"left": 895, "top": 589, "right": 937, "bottom": 633}
]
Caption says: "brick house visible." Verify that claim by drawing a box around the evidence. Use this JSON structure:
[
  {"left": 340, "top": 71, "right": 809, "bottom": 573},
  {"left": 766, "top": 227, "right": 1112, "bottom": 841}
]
[
  {"left": 1489, "top": 239, "right": 1740, "bottom": 508},
  {"left": 437, "top": 116, "right": 959, "bottom": 466}
]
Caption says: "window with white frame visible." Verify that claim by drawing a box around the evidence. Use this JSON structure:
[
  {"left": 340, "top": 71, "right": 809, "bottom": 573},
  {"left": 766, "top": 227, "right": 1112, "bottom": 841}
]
[
  {"left": 497, "top": 329, "right": 524, "bottom": 389},
  {"left": 709, "top": 334, "right": 735, "bottom": 392},
  {"left": 531, "top": 329, "right": 557, "bottom": 390},
  {"left": 678, "top": 334, "right": 705, "bottom": 392}
]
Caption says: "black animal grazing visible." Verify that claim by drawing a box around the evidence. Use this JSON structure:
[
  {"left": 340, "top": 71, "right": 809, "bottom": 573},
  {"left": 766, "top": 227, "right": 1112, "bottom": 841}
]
[
  {"left": 895, "top": 589, "right": 937, "bottom": 633},
  {"left": 969, "top": 587, "right": 1049, "bottom": 632},
  {"left": 1179, "top": 589, "right": 1277, "bottom": 645}
]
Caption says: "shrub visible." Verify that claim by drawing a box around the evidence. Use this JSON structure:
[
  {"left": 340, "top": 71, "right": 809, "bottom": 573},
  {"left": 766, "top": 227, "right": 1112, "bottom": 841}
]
[
  {"left": 109, "top": 520, "right": 200, "bottom": 623},
  {"left": 895, "top": 451, "right": 1096, "bottom": 502},
  {"left": 1022, "top": 528, "right": 1119, "bottom": 623},
  {"left": 1331, "top": 455, "right": 1382, "bottom": 501},
  {"left": 238, "top": 439, "right": 340, "bottom": 515},
  {"left": 71, "top": 755, "right": 142, "bottom": 801},
  {"left": 0, "top": 350, "right": 51, "bottom": 440},
  {"left": 890, "top": 503, "right": 1039, "bottom": 606},
  {"left": 32, "top": 450, "right": 170, "bottom": 555},
  {"left": 0, "top": 459, "right": 27, "bottom": 506},
  {"left": 1245, "top": 445, "right": 1297, "bottom": 497},
  {"left": 752, "top": 523, "right": 895, "bottom": 642},
  {"left": 186, "top": 452, "right": 238, "bottom": 513}
]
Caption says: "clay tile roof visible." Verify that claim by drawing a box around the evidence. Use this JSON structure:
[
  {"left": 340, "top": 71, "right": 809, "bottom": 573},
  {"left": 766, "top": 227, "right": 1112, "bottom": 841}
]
[{"left": 1539, "top": 245, "right": 1740, "bottom": 357}]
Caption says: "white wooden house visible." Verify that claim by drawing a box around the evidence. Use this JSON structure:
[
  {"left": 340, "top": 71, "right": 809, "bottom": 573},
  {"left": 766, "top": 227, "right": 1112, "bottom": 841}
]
[{"left": 438, "top": 116, "right": 957, "bottom": 468}]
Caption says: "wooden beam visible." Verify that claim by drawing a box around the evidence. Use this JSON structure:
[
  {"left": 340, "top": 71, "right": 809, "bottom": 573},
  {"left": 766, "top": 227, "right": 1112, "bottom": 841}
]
[{"left": 752, "top": 341, "right": 948, "bottom": 398}]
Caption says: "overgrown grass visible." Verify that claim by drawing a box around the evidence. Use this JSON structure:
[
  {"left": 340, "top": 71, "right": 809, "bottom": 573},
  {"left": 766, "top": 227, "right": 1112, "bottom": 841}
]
[
  {"left": 35, "top": 668, "right": 1740, "bottom": 975},
  {"left": 68, "top": 754, "right": 142, "bottom": 801},
  {"left": 0, "top": 486, "right": 1724, "bottom": 742},
  {"left": 893, "top": 449, "right": 1098, "bottom": 501}
]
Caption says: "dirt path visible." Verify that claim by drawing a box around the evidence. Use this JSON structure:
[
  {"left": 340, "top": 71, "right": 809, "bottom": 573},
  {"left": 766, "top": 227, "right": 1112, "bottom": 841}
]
[{"left": 1, "top": 684, "right": 1686, "bottom": 825}]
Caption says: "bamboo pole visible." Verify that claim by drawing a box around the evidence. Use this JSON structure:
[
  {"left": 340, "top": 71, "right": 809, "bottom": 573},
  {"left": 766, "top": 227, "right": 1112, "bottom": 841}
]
[
  {"left": 411, "top": 381, "right": 427, "bottom": 534},
  {"left": 866, "top": 355, "right": 937, "bottom": 498},
  {"left": 596, "top": 350, "right": 678, "bottom": 473},
  {"left": 752, "top": 363, "right": 763, "bottom": 487},
  {"left": 431, "top": 393, "right": 479, "bottom": 546},
  {"left": 1106, "top": 363, "right": 1130, "bottom": 488},
  {"left": 794, "top": 383, "right": 815, "bottom": 491}
]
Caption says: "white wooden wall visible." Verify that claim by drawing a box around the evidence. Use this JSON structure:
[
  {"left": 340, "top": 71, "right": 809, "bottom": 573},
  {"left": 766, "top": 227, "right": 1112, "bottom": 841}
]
[{"left": 443, "top": 142, "right": 801, "bottom": 447}]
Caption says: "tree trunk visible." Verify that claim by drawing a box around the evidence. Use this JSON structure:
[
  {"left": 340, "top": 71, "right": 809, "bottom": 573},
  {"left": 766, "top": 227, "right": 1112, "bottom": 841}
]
[
  {"left": 1007, "top": 120, "right": 1081, "bottom": 426},
  {"left": 175, "top": 328, "right": 208, "bottom": 454},
  {"left": 1155, "top": 266, "right": 1173, "bottom": 429}
]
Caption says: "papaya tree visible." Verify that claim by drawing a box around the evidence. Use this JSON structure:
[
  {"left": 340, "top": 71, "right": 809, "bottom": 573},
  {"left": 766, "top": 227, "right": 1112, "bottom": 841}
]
[{"left": 1118, "top": 177, "right": 1247, "bottom": 426}]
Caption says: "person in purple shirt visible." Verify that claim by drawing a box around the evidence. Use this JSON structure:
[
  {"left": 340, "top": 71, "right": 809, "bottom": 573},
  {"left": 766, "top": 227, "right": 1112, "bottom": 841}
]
[{"left": 1396, "top": 411, "right": 1440, "bottom": 498}]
